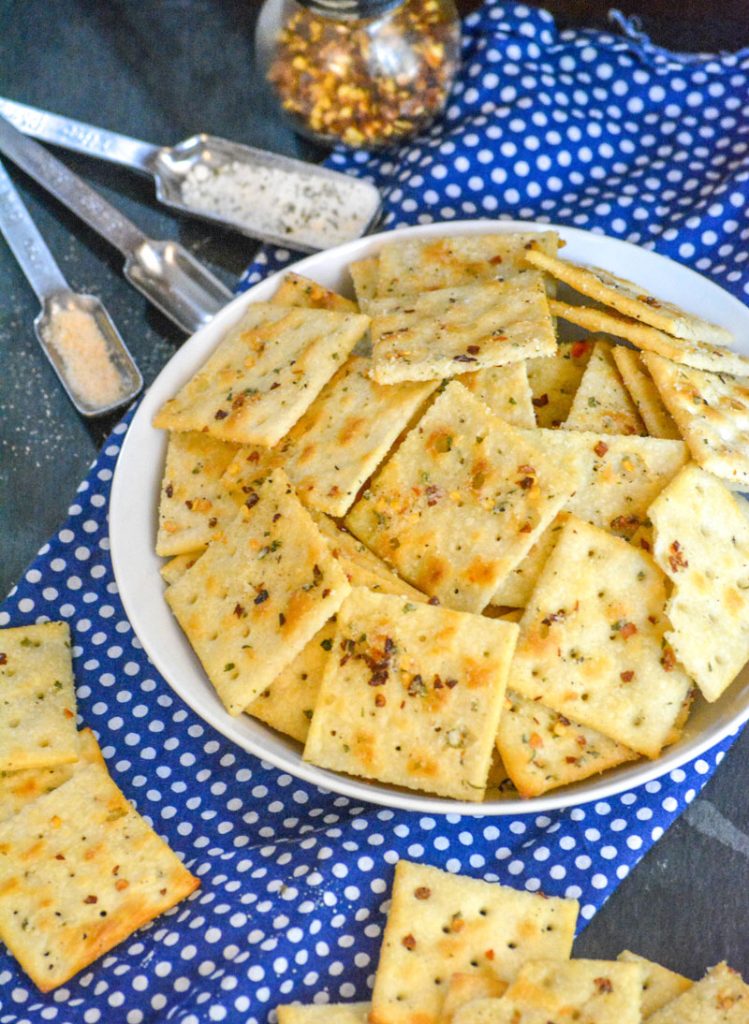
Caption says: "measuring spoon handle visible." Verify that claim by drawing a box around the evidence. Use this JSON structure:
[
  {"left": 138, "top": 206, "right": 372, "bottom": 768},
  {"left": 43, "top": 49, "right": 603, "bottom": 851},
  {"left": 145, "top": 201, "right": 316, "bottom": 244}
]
[
  {"left": 0, "top": 97, "right": 159, "bottom": 173},
  {"left": 0, "top": 114, "right": 147, "bottom": 256},
  {"left": 0, "top": 157, "right": 69, "bottom": 303}
]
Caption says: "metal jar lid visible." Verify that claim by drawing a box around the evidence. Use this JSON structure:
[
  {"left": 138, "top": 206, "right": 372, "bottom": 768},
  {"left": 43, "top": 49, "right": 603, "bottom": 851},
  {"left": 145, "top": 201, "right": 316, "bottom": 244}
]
[{"left": 296, "top": 0, "right": 404, "bottom": 18}]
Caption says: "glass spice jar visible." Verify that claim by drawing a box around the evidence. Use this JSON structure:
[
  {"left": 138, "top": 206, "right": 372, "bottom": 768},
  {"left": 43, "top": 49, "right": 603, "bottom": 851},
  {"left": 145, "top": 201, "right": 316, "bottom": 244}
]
[{"left": 256, "top": 0, "right": 461, "bottom": 149}]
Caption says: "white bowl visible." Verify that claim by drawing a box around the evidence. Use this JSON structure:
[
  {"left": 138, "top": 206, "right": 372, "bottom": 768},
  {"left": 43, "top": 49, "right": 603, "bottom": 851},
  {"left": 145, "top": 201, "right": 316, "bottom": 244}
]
[{"left": 110, "top": 219, "right": 749, "bottom": 816}]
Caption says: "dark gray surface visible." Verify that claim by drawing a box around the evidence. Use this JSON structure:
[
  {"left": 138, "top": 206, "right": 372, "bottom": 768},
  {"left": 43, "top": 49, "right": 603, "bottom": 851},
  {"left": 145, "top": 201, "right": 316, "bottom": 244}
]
[{"left": 1, "top": 0, "right": 748, "bottom": 985}]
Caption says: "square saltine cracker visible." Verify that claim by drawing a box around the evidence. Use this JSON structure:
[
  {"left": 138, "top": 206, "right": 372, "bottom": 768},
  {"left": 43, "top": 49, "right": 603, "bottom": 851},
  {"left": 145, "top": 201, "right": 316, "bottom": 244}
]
[
  {"left": 526, "top": 247, "right": 733, "bottom": 346},
  {"left": 510, "top": 516, "right": 693, "bottom": 757},
  {"left": 644, "top": 351, "right": 749, "bottom": 489},
  {"left": 376, "top": 231, "right": 559, "bottom": 298},
  {"left": 649, "top": 463, "right": 749, "bottom": 702},
  {"left": 0, "top": 761, "right": 198, "bottom": 991},
  {"left": 345, "top": 382, "right": 582, "bottom": 613},
  {"left": 166, "top": 468, "right": 350, "bottom": 715},
  {"left": 153, "top": 303, "right": 368, "bottom": 445},
  {"left": 647, "top": 962, "right": 749, "bottom": 1024},
  {"left": 303, "top": 589, "right": 518, "bottom": 799},
  {"left": 155, "top": 431, "right": 240, "bottom": 557},
  {"left": 491, "top": 429, "right": 688, "bottom": 608},
  {"left": 0, "top": 621, "right": 79, "bottom": 772},
  {"left": 277, "top": 355, "right": 437, "bottom": 516},
  {"left": 454, "top": 958, "right": 643, "bottom": 1024},
  {"left": 370, "top": 860, "right": 578, "bottom": 1024},
  {"left": 369, "top": 276, "right": 556, "bottom": 384},
  {"left": 497, "top": 691, "right": 637, "bottom": 799}
]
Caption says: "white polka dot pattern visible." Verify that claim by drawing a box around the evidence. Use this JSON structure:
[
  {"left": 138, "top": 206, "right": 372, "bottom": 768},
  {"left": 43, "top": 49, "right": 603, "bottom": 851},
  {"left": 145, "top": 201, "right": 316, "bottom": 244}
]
[{"left": 3, "top": 4, "right": 749, "bottom": 1020}]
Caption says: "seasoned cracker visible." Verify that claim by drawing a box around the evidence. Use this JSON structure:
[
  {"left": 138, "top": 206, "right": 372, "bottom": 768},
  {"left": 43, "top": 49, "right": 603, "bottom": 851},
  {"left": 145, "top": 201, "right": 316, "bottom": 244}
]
[
  {"left": 458, "top": 362, "right": 536, "bottom": 428},
  {"left": 376, "top": 231, "right": 559, "bottom": 297},
  {"left": 526, "top": 247, "right": 734, "bottom": 346},
  {"left": 549, "top": 299, "right": 749, "bottom": 377},
  {"left": 271, "top": 271, "right": 358, "bottom": 313},
  {"left": 454, "top": 958, "right": 643, "bottom": 1024},
  {"left": 0, "top": 761, "right": 198, "bottom": 992},
  {"left": 304, "top": 589, "right": 519, "bottom": 799},
  {"left": 527, "top": 339, "right": 594, "bottom": 428},
  {"left": 277, "top": 1004, "right": 370, "bottom": 1024},
  {"left": 0, "top": 621, "right": 78, "bottom": 772},
  {"left": 247, "top": 620, "right": 336, "bottom": 742},
  {"left": 643, "top": 351, "right": 749, "bottom": 489},
  {"left": 370, "top": 859, "right": 578, "bottom": 1024},
  {"left": 349, "top": 255, "right": 379, "bottom": 314},
  {"left": 491, "top": 430, "right": 689, "bottom": 607},
  {"left": 647, "top": 962, "right": 749, "bottom": 1024},
  {"left": 153, "top": 303, "right": 368, "bottom": 446},
  {"left": 160, "top": 550, "right": 205, "bottom": 587},
  {"left": 511, "top": 517, "right": 693, "bottom": 758},
  {"left": 310, "top": 511, "right": 427, "bottom": 602},
  {"left": 276, "top": 355, "right": 437, "bottom": 516},
  {"left": 155, "top": 431, "right": 240, "bottom": 557},
  {"left": 166, "top": 469, "right": 350, "bottom": 715},
  {"left": 649, "top": 464, "right": 749, "bottom": 702},
  {"left": 563, "top": 340, "right": 645, "bottom": 436},
  {"left": 617, "top": 951, "right": 693, "bottom": 1018},
  {"left": 497, "top": 690, "right": 638, "bottom": 798},
  {"left": 345, "top": 382, "right": 582, "bottom": 612},
  {"left": 440, "top": 973, "right": 508, "bottom": 1024},
  {"left": 369, "top": 276, "right": 556, "bottom": 384},
  {"left": 0, "top": 728, "right": 104, "bottom": 824},
  {"left": 247, "top": 543, "right": 428, "bottom": 742},
  {"left": 611, "top": 347, "right": 680, "bottom": 439}
]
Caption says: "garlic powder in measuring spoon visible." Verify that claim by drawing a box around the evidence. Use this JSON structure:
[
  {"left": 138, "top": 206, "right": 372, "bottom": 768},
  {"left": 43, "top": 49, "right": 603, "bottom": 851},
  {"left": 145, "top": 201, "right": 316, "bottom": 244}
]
[
  {"left": 41, "top": 304, "right": 128, "bottom": 411},
  {"left": 180, "top": 159, "right": 379, "bottom": 250}
]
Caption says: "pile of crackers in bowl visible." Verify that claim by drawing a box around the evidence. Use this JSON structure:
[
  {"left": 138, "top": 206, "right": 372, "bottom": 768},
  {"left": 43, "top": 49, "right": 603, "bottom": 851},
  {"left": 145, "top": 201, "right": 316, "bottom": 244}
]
[
  {"left": 0, "top": 621, "right": 199, "bottom": 991},
  {"left": 151, "top": 229, "right": 749, "bottom": 802},
  {"left": 277, "top": 859, "right": 749, "bottom": 1024}
]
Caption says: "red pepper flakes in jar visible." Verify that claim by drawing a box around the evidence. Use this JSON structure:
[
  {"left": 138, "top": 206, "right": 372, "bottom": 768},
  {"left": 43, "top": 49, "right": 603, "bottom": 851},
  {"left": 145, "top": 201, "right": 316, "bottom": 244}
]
[{"left": 259, "top": 0, "right": 461, "bottom": 148}]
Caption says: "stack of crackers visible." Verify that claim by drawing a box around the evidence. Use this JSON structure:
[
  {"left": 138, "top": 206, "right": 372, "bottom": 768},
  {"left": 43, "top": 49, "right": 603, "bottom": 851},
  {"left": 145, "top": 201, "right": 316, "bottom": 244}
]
[
  {"left": 0, "top": 621, "right": 198, "bottom": 991},
  {"left": 277, "top": 860, "right": 749, "bottom": 1024},
  {"left": 152, "top": 229, "right": 749, "bottom": 801}
]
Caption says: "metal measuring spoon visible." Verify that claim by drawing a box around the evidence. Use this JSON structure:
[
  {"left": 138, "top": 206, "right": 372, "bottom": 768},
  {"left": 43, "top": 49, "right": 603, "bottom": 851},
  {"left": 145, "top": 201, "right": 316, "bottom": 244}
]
[
  {"left": 0, "top": 114, "right": 233, "bottom": 336},
  {"left": 0, "top": 158, "right": 142, "bottom": 417},
  {"left": 0, "top": 97, "right": 383, "bottom": 253}
]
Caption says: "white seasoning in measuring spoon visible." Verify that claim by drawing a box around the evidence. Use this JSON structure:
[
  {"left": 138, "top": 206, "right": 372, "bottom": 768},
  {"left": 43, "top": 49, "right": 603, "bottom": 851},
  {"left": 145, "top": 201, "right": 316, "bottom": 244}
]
[
  {"left": 41, "top": 305, "right": 126, "bottom": 410},
  {"left": 181, "top": 160, "right": 372, "bottom": 249}
]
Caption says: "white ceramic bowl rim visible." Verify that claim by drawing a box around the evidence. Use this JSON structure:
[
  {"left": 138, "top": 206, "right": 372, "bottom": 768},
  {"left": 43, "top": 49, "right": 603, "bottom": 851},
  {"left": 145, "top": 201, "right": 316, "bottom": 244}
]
[{"left": 110, "top": 218, "right": 749, "bottom": 816}]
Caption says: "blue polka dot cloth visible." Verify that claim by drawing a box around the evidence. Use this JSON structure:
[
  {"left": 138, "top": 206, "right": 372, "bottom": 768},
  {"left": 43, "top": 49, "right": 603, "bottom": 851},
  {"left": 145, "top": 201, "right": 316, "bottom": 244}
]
[{"left": 2, "top": 3, "right": 749, "bottom": 1021}]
